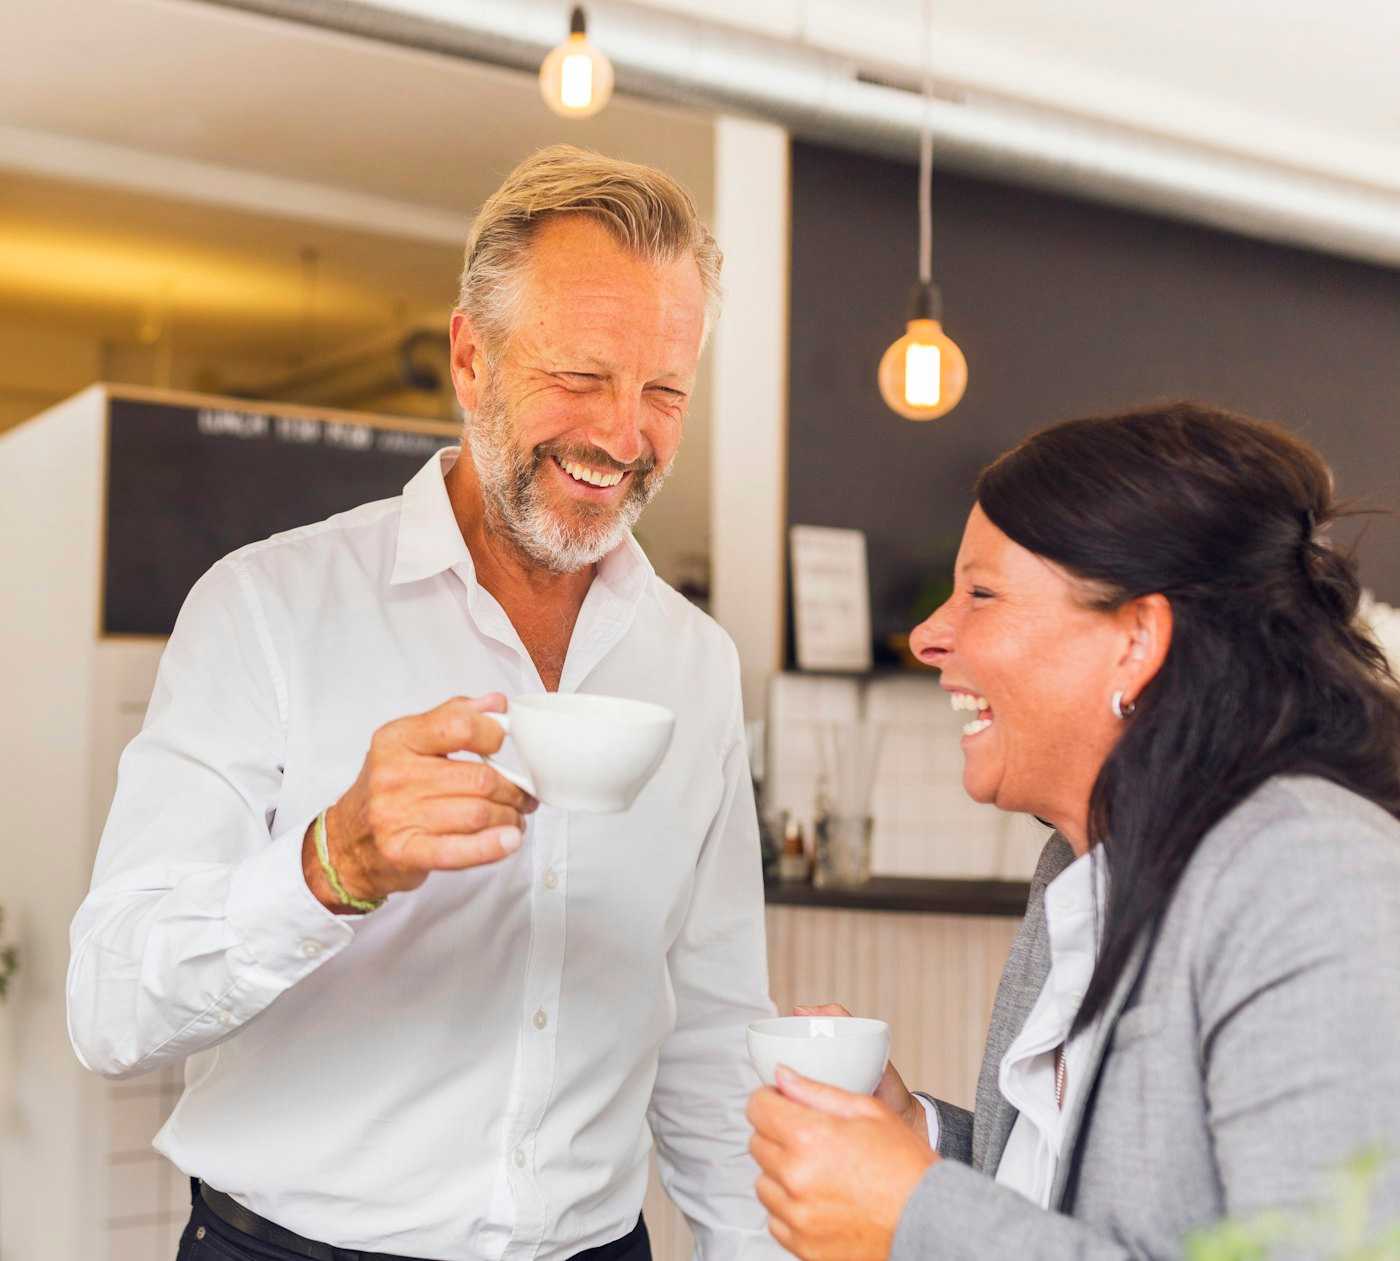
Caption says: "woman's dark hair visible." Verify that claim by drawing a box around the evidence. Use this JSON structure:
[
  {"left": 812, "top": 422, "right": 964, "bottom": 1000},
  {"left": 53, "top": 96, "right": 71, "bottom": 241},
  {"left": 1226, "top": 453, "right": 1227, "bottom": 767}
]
[{"left": 976, "top": 400, "right": 1400, "bottom": 1029}]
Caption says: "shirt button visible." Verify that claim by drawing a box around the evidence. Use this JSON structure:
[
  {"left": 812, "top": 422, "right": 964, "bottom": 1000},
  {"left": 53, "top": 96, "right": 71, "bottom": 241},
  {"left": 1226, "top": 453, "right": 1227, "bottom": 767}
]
[
  {"left": 543, "top": 869, "right": 559, "bottom": 890},
  {"left": 532, "top": 1008, "right": 548, "bottom": 1030},
  {"left": 196, "top": 1227, "right": 207, "bottom": 1241},
  {"left": 513, "top": 1148, "right": 526, "bottom": 1168},
  {"left": 300, "top": 940, "right": 323, "bottom": 959}
]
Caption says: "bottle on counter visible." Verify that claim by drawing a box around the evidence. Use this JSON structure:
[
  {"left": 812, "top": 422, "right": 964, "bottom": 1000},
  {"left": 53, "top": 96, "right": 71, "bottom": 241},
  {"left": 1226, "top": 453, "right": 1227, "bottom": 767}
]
[
  {"left": 757, "top": 807, "right": 785, "bottom": 884},
  {"left": 810, "top": 771, "right": 833, "bottom": 872},
  {"left": 814, "top": 771, "right": 834, "bottom": 828},
  {"left": 777, "top": 817, "right": 811, "bottom": 883}
]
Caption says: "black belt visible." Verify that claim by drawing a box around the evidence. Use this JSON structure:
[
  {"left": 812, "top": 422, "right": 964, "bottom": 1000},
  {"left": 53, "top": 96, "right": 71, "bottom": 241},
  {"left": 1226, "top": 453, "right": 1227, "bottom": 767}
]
[{"left": 197, "top": 1181, "right": 646, "bottom": 1261}]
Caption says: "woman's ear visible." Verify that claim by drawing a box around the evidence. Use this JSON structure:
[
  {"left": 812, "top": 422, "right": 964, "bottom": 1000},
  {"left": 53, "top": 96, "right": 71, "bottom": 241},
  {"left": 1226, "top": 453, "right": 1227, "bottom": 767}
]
[{"left": 1118, "top": 593, "right": 1173, "bottom": 700}]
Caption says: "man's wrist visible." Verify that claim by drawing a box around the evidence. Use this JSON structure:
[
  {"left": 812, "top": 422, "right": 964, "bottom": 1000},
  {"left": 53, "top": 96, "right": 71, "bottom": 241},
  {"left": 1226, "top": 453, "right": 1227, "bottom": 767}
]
[
  {"left": 302, "top": 809, "right": 375, "bottom": 914},
  {"left": 315, "top": 810, "right": 386, "bottom": 913}
]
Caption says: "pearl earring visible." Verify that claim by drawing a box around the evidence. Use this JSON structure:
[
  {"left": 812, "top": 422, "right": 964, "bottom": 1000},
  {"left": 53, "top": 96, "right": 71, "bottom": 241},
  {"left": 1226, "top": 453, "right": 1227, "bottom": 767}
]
[{"left": 1111, "top": 690, "right": 1136, "bottom": 720}]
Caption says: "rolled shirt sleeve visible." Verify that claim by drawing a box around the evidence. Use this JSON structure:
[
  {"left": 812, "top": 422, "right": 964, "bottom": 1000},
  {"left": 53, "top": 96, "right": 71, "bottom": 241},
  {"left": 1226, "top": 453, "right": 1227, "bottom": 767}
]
[{"left": 66, "top": 557, "right": 358, "bottom": 1079}]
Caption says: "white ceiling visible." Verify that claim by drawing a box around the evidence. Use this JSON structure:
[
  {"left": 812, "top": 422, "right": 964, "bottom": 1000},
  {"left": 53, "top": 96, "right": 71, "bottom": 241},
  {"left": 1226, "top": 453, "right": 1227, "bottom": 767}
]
[
  {"left": 6, "top": 0, "right": 1395, "bottom": 218},
  {"left": 1, "top": 0, "right": 717, "bottom": 214},
  {"left": 0, "top": 0, "right": 714, "bottom": 351},
  {"left": 630, "top": 0, "right": 1400, "bottom": 195},
  {"left": 0, "top": 0, "right": 1394, "bottom": 356}
]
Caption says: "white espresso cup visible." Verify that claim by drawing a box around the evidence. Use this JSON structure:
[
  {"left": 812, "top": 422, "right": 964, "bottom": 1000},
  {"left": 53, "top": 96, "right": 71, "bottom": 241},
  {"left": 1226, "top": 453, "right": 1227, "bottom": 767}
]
[
  {"left": 746, "top": 1015, "right": 891, "bottom": 1094},
  {"left": 479, "top": 693, "right": 676, "bottom": 814}
]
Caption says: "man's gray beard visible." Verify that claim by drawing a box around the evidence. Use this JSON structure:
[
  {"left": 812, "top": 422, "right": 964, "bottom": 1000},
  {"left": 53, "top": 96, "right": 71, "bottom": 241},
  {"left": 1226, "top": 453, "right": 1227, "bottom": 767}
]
[{"left": 466, "top": 384, "right": 670, "bottom": 575}]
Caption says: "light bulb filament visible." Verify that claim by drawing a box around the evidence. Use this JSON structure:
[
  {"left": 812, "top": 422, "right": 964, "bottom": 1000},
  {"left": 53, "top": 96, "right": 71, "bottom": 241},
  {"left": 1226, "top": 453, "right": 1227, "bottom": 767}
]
[
  {"left": 561, "top": 50, "right": 594, "bottom": 109},
  {"left": 905, "top": 342, "right": 942, "bottom": 407}
]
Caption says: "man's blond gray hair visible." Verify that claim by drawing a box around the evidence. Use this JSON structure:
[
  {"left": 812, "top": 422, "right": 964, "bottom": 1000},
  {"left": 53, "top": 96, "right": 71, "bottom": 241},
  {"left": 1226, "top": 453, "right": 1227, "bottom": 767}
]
[{"left": 457, "top": 144, "right": 722, "bottom": 352}]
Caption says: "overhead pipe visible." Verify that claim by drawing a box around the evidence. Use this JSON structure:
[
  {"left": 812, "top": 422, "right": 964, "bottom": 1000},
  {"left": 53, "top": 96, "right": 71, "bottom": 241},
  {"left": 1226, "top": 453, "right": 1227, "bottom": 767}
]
[{"left": 198, "top": 0, "right": 1400, "bottom": 269}]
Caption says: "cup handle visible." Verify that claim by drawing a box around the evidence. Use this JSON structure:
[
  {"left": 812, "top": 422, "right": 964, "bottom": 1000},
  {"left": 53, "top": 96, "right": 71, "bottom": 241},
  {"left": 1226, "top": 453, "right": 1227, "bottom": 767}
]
[{"left": 479, "top": 711, "right": 537, "bottom": 798}]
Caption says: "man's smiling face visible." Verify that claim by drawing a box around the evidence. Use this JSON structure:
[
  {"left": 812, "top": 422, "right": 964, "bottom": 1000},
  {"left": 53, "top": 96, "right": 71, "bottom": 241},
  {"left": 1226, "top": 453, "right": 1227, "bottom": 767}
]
[{"left": 454, "top": 213, "right": 707, "bottom": 573}]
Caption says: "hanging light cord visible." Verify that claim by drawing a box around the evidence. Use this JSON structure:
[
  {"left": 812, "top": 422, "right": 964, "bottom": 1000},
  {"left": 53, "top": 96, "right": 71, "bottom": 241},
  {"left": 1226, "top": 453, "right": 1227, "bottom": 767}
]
[{"left": 918, "top": 0, "right": 934, "bottom": 286}]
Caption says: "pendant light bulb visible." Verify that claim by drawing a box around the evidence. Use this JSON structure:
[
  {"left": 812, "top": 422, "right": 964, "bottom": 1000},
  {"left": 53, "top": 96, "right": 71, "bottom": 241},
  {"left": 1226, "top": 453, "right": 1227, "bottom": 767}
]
[
  {"left": 878, "top": 284, "right": 967, "bottom": 421},
  {"left": 540, "top": 6, "right": 614, "bottom": 119},
  {"left": 881, "top": 0, "right": 968, "bottom": 421}
]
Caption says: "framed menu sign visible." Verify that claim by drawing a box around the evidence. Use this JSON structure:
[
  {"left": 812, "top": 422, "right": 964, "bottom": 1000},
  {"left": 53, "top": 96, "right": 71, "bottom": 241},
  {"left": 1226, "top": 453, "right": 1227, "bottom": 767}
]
[
  {"left": 789, "top": 525, "right": 873, "bottom": 673},
  {"left": 102, "top": 390, "right": 457, "bottom": 637}
]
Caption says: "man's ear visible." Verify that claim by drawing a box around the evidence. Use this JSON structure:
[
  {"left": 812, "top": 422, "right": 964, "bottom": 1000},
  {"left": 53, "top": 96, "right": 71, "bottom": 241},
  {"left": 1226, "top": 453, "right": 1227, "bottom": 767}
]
[
  {"left": 449, "top": 310, "right": 488, "bottom": 414},
  {"left": 1117, "top": 593, "right": 1172, "bottom": 704}
]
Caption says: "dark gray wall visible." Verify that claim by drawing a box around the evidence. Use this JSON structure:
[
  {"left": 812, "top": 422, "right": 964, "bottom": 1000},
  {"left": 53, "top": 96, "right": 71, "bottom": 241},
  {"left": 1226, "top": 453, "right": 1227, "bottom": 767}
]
[{"left": 787, "top": 140, "right": 1400, "bottom": 659}]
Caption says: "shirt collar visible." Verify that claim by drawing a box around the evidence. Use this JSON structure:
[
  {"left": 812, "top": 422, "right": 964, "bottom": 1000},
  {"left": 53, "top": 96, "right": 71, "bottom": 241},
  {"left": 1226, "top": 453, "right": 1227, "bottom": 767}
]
[
  {"left": 390, "top": 446, "right": 656, "bottom": 604},
  {"left": 390, "top": 447, "right": 472, "bottom": 585},
  {"left": 591, "top": 527, "right": 654, "bottom": 608}
]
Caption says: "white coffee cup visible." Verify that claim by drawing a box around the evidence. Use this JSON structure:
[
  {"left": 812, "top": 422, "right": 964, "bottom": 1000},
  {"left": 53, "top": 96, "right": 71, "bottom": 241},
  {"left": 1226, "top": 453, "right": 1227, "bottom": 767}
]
[
  {"left": 746, "top": 1016, "right": 891, "bottom": 1094},
  {"left": 480, "top": 693, "right": 676, "bottom": 814}
]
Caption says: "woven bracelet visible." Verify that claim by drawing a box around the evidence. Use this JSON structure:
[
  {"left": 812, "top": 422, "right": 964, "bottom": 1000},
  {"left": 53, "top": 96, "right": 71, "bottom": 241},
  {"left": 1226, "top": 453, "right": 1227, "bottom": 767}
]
[{"left": 314, "top": 810, "right": 385, "bottom": 914}]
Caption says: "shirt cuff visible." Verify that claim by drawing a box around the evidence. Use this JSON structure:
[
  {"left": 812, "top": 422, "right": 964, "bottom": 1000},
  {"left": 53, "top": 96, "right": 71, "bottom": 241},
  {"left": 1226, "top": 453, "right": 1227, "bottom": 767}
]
[
  {"left": 913, "top": 1092, "right": 941, "bottom": 1150},
  {"left": 225, "top": 813, "right": 359, "bottom": 993}
]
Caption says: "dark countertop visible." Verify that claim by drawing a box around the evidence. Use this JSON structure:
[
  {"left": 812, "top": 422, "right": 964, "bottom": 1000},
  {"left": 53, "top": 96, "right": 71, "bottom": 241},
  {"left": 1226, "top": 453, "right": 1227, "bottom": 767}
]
[{"left": 764, "top": 875, "right": 1030, "bottom": 918}]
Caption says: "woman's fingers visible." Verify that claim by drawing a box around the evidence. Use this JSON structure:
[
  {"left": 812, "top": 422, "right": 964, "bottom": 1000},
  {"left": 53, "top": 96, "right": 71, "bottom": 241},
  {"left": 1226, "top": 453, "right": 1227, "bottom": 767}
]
[
  {"left": 748, "top": 1085, "right": 815, "bottom": 1143},
  {"left": 755, "top": 1173, "right": 796, "bottom": 1223},
  {"left": 765, "top": 1213, "right": 796, "bottom": 1254},
  {"left": 749, "top": 1133, "right": 787, "bottom": 1178},
  {"left": 775, "top": 1065, "right": 881, "bottom": 1119},
  {"left": 792, "top": 1002, "right": 852, "bottom": 1017},
  {"left": 874, "top": 1061, "right": 916, "bottom": 1119}
]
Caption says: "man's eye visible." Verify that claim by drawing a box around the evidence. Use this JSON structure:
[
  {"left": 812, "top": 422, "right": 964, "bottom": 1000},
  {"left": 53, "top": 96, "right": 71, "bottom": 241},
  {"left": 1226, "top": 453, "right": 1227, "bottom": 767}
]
[
  {"left": 648, "top": 386, "right": 686, "bottom": 399},
  {"left": 969, "top": 588, "right": 995, "bottom": 600}
]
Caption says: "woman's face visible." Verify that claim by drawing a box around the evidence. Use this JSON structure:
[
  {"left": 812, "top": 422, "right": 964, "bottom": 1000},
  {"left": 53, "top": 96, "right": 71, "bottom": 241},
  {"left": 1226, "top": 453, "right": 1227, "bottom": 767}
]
[{"left": 908, "top": 505, "right": 1129, "bottom": 843}]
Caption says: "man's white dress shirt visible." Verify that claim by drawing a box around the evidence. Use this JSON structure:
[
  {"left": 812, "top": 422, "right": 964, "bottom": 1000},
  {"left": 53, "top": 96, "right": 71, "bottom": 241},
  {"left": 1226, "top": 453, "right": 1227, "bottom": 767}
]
[
  {"left": 68, "top": 449, "right": 779, "bottom": 1261},
  {"left": 918, "top": 848, "right": 1104, "bottom": 1205}
]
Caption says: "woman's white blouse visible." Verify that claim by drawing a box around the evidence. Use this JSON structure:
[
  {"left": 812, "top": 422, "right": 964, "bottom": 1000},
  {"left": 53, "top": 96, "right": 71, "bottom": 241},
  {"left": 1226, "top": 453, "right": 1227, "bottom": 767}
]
[
  {"left": 917, "top": 849, "right": 1105, "bottom": 1206},
  {"left": 994, "top": 848, "right": 1105, "bottom": 1205}
]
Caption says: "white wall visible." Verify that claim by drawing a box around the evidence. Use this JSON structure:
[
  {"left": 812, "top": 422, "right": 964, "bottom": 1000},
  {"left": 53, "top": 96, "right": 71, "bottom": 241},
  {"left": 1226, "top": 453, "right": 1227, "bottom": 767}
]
[
  {"left": 708, "top": 116, "right": 790, "bottom": 719},
  {"left": 0, "top": 387, "right": 108, "bottom": 1258}
]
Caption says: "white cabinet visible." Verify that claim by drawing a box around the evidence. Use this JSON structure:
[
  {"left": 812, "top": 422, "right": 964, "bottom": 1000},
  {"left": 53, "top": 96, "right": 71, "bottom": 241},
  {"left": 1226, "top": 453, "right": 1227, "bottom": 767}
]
[
  {"left": 1, "top": 384, "right": 115, "bottom": 1260},
  {"left": 0, "top": 384, "right": 455, "bottom": 1259}
]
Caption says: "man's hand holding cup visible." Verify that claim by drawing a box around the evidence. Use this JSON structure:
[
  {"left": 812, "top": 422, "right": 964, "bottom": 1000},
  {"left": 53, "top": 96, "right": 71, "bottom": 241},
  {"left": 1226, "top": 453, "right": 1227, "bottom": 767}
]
[{"left": 303, "top": 694, "right": 537, "bottom": 913}]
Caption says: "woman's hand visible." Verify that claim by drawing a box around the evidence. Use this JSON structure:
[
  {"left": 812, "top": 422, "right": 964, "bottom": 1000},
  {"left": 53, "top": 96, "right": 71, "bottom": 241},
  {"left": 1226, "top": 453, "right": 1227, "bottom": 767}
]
[
  {"left": 747, "top": 1065, "right": 938, "bottom": 1261},
  {"left": 792, "top": 1004, "right": 929, "bottom": 1143}
]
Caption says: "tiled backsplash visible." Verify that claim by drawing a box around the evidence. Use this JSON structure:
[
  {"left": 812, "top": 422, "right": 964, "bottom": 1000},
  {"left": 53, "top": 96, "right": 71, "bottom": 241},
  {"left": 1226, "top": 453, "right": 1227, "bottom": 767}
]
[{"left": 764, "top": 671, "right": 1049, "bottom": 880}]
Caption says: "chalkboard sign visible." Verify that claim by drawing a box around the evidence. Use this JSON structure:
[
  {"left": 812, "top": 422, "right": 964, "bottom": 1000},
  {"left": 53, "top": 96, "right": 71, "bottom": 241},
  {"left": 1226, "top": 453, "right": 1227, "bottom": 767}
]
[{"left": 103, "top": 395, "right": 458, "bottom": 636}]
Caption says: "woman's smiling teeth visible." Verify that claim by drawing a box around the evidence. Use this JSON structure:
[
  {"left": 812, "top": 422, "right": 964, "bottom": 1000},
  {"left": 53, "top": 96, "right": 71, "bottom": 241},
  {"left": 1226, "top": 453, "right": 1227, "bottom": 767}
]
[
  {"left": 950, "top": 690, "right": 993, "bottom": 736},
  {"left": 555, "top": 455, "right": 625, "bottom": 488}
]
